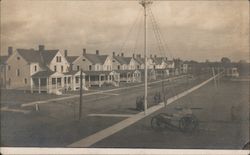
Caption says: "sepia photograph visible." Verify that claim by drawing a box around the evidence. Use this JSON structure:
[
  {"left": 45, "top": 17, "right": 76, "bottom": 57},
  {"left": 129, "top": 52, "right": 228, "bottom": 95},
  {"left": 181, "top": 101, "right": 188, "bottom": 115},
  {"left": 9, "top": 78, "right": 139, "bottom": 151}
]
[{"left": 0, "top": 0, "right": 249, "bottom": 154}]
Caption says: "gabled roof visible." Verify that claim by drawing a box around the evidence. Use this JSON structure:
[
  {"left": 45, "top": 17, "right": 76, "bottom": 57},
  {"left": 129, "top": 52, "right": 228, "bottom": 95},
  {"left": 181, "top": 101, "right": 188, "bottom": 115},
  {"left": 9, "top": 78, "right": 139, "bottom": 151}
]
[
  {"left": 64, "top": 70, "right": 83, "bottom": 75},
  {"left": 134, "top": 57, "right": 144, "bottom": 65},
  {"left": 66, "top": 56, "right": 78, "bottom": 64},
  {"left": 84, "top": 70, "right": 118, "bottom": 76},
  {"left": 113, "top": 56, "right": 132, "bottom": 65},
  {"left": 16, "top": 48, "right": 59, "bottom": 65},
  {"left": 31, "top": 70, "right": 55, "bottom": 78},
  {"left": 113, "top": 56, "right": 127, "bottom": 65},
  {"left": 115, "top": 69, "right": 141, "bottom": 74},
  {"left": 0, "top": 55, "right": 9, "bottom": 65},
  {"left": 152, "top": 57, "right": 166, "bottom": 65},
  {"left": 83, "top": 54, "right": 108, "bottom": 65}
]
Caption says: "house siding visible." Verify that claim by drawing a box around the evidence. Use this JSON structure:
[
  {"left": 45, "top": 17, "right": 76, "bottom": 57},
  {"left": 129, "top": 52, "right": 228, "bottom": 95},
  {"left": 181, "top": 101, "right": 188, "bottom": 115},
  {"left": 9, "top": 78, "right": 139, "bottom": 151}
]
[
  {"left": 6, "top": 52, "right": 31, "bottom": 89},
  {"left": 49, "top": 52, "right": 70, "bottom": 73},
  {"left": 72, "top": 55, "right": 93, "bottom": 71},
  {"left": 103, "top": 56, "right": 112, "bottom": 71}
]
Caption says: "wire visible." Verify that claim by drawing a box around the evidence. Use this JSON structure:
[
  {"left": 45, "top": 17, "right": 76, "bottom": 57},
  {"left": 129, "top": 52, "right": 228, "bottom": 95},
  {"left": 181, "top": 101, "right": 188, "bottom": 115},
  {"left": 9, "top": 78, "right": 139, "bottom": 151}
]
[{"left": 118, "top": 8, "right": 143, "bottom": 54}]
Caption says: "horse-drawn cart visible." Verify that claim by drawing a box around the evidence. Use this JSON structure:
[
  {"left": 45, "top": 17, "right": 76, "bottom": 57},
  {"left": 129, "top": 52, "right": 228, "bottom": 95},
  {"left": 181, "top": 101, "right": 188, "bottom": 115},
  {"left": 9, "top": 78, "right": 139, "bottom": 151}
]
[{"left": 151, "top": 107, "right": 200, "bottom": 133}]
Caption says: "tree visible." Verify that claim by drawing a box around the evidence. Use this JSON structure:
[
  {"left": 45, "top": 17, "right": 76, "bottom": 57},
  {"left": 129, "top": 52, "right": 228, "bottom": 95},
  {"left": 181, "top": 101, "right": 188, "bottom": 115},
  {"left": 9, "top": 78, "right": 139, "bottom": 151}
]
[{"left": 221, "top": 57, "right": 231, "bottom": 64}]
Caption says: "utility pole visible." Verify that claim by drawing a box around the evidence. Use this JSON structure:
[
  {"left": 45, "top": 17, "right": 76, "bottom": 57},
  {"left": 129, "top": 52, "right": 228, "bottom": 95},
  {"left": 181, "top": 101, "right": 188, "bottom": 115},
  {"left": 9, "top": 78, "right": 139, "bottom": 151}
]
[
  {"left": 79, "top": 69, "right": 83, "bottom": 120},
  {"left": 212, "top": 67, "right": 217, "bottom": 88},
  {"left": 162, "top": 71, "right": 166, "bottom": 107},
  {"left": 140, "top": 0, "right": 152, "bottom": 115}
]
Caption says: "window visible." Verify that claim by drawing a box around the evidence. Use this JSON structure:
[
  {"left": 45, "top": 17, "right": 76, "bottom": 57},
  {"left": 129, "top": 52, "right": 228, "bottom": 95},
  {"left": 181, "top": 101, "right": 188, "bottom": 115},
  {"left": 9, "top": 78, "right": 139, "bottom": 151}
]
[
  {"left": 17, "top": 57, "right": 20, "bottom": 60},
  {"left": 8, "top": 78, "right": 11, "bottom": 85},
  {"left": 34, "top": 65, "right": 37, "bottom": 72},
  {"left": 56, "top": 56, "right": 61, "bottom": 62},
  {"left": 77, "top": 66, "right": 80, "bottom": 71},
  {"left": 82, "top": 59, "right": 85, "bottom": 61},
  {"left": 118, "top": 65, "right": 120, "bottom": 70},
  {"left": 89, "top": 65, "right": 92, "bottom": 71},
  {"left": 24, "top": 78, "right": 27, "bottom": 84},
  {"left": 61, "top": 66, "right": 64, "bottom": 72},
  {"left": 112, "top": 60, "right": 115, "bottom": 62},
  {"left": 137, "top": 65, "right": 140, "bottom": 69},
  {"left": 54, "top": 65, "right": 57, "bottom": 72},
  {"left": 75, "top": 77, "right": 79, "bottom": 83},
  {"left": 8, "top": 65, "right": 11, "bottom": 71},
  {"left": 16, "top": 69, "right": 20, "bottom": 76}
]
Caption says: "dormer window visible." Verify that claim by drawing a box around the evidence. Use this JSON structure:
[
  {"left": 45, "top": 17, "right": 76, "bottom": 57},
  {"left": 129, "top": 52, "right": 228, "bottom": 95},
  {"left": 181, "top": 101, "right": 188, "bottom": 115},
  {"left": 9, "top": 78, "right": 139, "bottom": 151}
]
[{"left": 34, "top": 65, "right": 37, "bottom": 72}]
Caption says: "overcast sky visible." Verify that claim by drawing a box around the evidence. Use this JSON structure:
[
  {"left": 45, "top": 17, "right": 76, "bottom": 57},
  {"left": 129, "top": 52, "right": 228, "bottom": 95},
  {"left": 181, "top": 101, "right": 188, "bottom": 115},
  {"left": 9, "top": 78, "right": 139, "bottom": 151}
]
[{"left": 1, "top": 0, "right": 249, "bottom": 62}]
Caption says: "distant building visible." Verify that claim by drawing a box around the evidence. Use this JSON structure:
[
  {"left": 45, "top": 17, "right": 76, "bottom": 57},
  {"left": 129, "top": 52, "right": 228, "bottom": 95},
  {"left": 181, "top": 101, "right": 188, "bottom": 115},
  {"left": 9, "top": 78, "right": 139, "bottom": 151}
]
[{"left": 0, "top": 47, "right": 11, "bottom": 88}]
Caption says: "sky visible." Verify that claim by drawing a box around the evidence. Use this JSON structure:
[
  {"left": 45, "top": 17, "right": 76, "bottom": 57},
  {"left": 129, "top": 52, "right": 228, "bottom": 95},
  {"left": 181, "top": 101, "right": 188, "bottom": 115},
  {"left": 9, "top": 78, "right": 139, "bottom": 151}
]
[{"left": 1, "top": 0, "right": 249, "bottom": 62}]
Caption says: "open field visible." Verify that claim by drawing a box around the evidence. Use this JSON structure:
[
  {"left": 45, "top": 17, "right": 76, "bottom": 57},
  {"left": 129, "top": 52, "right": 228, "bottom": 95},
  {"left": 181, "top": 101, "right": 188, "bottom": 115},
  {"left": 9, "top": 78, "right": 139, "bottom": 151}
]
[{"left": 1, "top": 74, "right": 249, "bottom": 149}]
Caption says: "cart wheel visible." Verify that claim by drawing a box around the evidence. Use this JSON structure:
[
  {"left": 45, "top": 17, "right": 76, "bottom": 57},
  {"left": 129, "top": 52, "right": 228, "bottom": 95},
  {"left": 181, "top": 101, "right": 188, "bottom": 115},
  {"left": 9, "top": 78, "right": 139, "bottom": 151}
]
[
  {"left": 151, "top": 116, "right": 165, "bottom": 131},
  {"left": 179, "top": 115, "right": 199, "bottom": 133}
]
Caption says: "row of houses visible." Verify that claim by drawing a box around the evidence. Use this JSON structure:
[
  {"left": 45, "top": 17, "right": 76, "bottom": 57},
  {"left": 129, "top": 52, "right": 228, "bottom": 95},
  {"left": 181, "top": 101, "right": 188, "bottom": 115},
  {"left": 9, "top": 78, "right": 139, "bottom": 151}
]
[{"left": 0, "top": 45, "right": 189, "bottom": 94}]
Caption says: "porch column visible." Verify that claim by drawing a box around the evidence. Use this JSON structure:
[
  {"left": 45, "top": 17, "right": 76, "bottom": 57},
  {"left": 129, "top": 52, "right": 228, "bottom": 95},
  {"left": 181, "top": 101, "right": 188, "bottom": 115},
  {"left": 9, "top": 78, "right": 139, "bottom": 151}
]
[
  {"left": 30, "top": 78, "right": 34, "bottom": 93},
  {"left": 55, "top": 77, "right": 58, "bottom": 92},
  {"left": 65, "top": 77, "right": 68, "bottom": 90},
  {"left": 46, "top": 78, "right": 49, "bottom": 93},
  {"left": 38, "top": 78, "right": 41, "bottom": 93},
  {"left": 88, "top": 75, "right": 91, "bottom": 87},
  {"left": 126, "top": 73, "right": 128, "bottom": 83},
  {"left": 62, "top": 77, "right": 64, "bottom": 89},
  {"left": 72, "top": 76, "right": 75, "bottom": 90},
  {"left": 99, "top": 75, "right": 101, "bottom": 87}
]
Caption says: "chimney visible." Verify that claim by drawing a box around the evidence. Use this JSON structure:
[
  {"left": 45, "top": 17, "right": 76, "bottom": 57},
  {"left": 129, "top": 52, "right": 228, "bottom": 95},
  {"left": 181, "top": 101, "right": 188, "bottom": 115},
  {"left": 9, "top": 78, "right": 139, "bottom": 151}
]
[
  {"left": 132, "top": 53, "right": 135, "bottom": 58},
  {"left": 38, "top": 45, "right": 45, "bottom": 51},
  {"left": 121, "top": 53, "right": 124, "bottom": 57},
  {"left": 83, "top": 48, "right": 86, "bottom": 55},
  {"left": 64, "top": 50, "right": 68, "bottom": 57},
  {"left": 8, "top": 46, "right": 13, "bottom": 56},
  {"left": 96, "top": 50, "right": 99, "bottom": 55},
  {"left": 154, "top": 54, "right": 157, "bottom": 58},
  {"left": 113, "top": 51, "right": 115, "bottom": 56}
]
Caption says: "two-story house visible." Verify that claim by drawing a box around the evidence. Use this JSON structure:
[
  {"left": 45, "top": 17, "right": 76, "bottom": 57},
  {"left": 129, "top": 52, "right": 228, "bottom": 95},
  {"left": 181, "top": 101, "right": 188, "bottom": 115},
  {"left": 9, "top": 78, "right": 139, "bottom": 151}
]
[
  {"left": 151, "top": 55, "right": 170, "bottom": 78},
  {"left": 113, "top": 53, "right": 141, "bottom": 83},
  {"left": 71, "top": 49, "right": 119, "bottom": 87},
  {"left": 6, "top": 45, "right": 85, "bottom": 94},
  {"left": 0, "top": 47, "right": 11, "bottom": 88}
]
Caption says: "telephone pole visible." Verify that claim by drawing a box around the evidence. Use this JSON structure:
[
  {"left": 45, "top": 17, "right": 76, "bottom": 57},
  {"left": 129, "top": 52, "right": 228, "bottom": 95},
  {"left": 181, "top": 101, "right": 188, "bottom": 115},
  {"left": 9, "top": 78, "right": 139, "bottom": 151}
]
[
  {"left": 79, "top": 69, "right": 83, "bottom": 120},
  {"left": 139, "top": 0, "right": 152, "bottom": 115}
]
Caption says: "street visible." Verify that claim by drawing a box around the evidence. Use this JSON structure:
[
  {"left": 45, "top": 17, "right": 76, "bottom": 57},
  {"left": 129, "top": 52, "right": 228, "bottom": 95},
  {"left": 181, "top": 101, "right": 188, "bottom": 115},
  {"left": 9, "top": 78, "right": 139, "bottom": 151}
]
[{"left": 1, "top": 75, "right": 249, "bottom": 149}]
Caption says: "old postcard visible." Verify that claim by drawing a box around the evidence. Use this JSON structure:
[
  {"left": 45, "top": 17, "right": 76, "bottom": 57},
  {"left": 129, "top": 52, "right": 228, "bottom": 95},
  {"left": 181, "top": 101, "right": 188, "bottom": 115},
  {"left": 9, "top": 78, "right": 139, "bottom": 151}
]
[{"left": 0, "top": 0, "right": 249, "bottom": 154}]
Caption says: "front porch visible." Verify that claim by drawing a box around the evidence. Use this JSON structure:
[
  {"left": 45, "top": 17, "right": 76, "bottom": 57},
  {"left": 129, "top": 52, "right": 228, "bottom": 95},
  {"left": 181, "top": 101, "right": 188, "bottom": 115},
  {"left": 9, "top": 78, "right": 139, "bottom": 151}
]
[
  {"left": 31, "top": 70, "right": 85, "bottom": 94},
  {"left": 155, "top": 69, "right": 169, "bottom": 79},
  {"left": 85, "top": 71, "right": 120, "bottom": 87},
  {"left": 116, "top": 70, "right": 141, "bottom": 83}
]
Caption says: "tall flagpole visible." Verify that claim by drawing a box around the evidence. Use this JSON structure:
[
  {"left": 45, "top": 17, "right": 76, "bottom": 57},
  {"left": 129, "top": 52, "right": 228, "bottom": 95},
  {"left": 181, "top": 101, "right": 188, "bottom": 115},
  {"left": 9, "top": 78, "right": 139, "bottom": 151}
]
[{"left": 139, "top": 0, "right": 152, "bottom": 115}]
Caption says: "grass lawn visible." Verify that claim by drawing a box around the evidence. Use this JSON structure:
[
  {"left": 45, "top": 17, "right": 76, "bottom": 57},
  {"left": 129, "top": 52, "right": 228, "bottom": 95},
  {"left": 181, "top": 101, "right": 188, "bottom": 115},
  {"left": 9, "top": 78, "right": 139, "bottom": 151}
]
[{"left": 92, "top": 79, "right": 249, "bottom": 149}]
